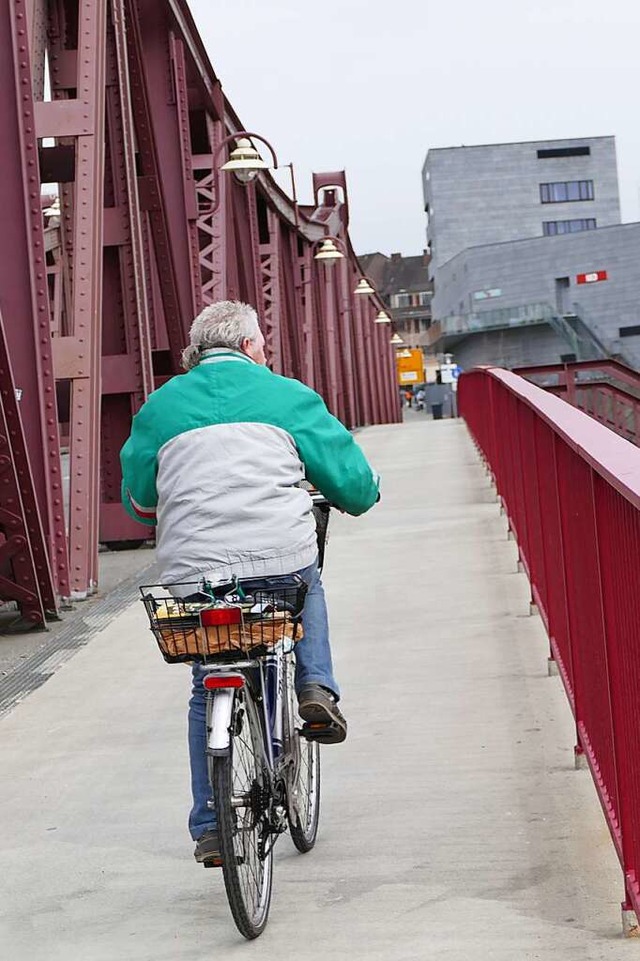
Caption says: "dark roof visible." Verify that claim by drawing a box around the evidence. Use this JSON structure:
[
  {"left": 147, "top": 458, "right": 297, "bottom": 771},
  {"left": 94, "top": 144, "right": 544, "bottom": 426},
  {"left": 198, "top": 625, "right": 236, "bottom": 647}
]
[
  {"left": 358, "top": 251, "right": 432, "bottom": 296},
  {"left": 358, "top": 252, "right": 388, "bottom": 289}
]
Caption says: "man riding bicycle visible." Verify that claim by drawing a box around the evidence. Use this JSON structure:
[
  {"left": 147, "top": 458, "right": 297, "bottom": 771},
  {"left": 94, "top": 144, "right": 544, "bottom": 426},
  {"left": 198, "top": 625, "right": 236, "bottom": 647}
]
[{"left": 120, "top": 300, "right": 379, "bottom": 865}]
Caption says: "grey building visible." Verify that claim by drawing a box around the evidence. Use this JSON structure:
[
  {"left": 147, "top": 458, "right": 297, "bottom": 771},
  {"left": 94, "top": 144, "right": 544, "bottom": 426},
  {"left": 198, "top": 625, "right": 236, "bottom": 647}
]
[
  {"left": 423, "top": 137, "right": 621, "bottom": 276},
  {"left": 430, "top": 222, "right": 640, "bottom": 370},
  {"left": 422, "top": 135, "right": 640, "bottom": 370}
]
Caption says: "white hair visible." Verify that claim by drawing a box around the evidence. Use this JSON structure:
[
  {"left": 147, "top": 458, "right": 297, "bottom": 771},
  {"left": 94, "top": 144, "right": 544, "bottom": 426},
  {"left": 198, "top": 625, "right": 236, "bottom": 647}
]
[{"left": 181, "top": 301, "right": 261, "bottom": 370}]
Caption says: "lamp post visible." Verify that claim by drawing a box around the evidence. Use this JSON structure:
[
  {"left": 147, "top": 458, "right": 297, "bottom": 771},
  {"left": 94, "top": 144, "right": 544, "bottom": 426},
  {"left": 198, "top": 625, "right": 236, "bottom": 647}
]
[
  {"left": 313, "top": 235, "right": 363, "bottom": 425},
  {"left": 363, "top": 299, "right": 383, "bottom": 422},
  {"left": 194, "top": 130, "right": 278, "bottom": 306},
  {"left": 314, "top": 239, "right": 399, "bottom": 422},
  {"left": 313, "top": 236, "right": 343, "bottom": 417},
  {"left": 371, "top": 307, "right": 396, "bottom": 421},
  {"left": 278, "top": 162, "right": 300, "bottom": 229},
  {"left": 311, "top": 238, "right": 399, "bottom": 424},
  {"left": 354, "top": 288, "right": 374, "bottom": 425}
]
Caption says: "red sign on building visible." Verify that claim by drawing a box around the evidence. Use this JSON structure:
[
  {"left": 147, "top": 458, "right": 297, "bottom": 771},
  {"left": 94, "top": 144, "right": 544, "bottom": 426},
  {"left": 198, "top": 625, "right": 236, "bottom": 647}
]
[{"left": 576, "top": 270, "right": 608, "bottom": 284}]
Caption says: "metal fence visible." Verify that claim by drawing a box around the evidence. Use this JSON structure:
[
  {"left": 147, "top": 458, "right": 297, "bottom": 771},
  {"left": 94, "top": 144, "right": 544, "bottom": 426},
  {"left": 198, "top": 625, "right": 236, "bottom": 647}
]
[
  {"left": 458, "top": 366, "right": 640, "bottom": 928},
  {"left": 516, "top": 359, "right": 640, "bottom": 447},
  {"left": 440, "top": 302, "right": 554, "bottom": 336}
]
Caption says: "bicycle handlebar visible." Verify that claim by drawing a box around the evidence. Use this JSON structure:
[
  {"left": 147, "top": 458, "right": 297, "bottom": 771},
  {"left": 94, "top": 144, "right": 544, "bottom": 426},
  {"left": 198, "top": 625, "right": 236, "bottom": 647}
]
[{"left": 309, "top": 490, "right": 330, "bottom": 508}]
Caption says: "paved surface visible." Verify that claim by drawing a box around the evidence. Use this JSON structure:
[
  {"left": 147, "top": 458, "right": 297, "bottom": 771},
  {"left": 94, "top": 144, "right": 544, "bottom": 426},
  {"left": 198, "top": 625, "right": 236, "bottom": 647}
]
[
  {"left": 0, "top": 418, "right": 632, "bottom": 958},
  {"left": 0, "top": 545, "right": 156, "bottom": 676}
]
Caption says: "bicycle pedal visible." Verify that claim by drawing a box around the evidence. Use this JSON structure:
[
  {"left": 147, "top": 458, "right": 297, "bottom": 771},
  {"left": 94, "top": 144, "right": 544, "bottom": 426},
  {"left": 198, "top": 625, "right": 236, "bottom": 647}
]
[{"left": 301, "top": 720, "right": 341, "bottom": 742}]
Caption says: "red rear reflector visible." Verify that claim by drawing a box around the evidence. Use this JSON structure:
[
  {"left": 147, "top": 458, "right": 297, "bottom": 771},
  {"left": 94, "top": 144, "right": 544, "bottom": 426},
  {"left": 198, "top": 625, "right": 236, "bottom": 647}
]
[
  {"left": 200, "top": 606, "right": 242, "bottom": 627},
  {"left": 203, "top": 675, "right": 244, "bottom": 690}
]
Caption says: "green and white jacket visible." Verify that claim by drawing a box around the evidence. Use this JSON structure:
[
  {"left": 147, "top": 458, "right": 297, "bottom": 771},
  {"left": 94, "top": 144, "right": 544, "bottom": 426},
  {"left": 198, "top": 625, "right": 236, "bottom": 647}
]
[{"left": 120, "top": 348, "right": 380, "bottom": 585}]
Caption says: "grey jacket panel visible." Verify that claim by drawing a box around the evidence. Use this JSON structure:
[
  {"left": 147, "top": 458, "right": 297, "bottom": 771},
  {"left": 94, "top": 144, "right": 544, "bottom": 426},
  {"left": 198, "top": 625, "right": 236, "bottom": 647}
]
[{"left": 156, "top": 421, "right": 317, "bottom": 585}]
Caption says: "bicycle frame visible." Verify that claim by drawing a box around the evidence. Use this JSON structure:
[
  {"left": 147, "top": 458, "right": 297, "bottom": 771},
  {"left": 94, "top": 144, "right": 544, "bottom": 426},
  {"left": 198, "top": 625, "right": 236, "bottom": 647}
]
[{"left": 203, "top": 641, "right": 295, "bottom": 774}]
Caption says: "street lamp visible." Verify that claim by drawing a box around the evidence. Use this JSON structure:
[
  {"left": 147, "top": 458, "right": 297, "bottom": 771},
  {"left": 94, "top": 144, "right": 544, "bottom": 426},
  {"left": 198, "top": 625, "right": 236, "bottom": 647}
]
[
  {"left": 220, "top": 137, "right": 270, "bottom": 184},
  {"left": 314, "top": 237, "right": 345, "bottom": 263},
  {"left": 390, "top": 332, "right": 404, "bottom": 345},
  {"left": 375, "top": 310, "right": 391, "bottom": 324},
  {"left": 208, "top": 130, "right": 279, "bottom": 214},
  {"left": 354, "top": 278, "right": 374, "bottom": 295}
]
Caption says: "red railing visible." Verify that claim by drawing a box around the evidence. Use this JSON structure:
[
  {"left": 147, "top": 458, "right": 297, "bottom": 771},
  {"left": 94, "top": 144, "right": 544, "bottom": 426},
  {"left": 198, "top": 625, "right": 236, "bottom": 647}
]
[
  {"left": 458, "top": 366, "right": 640, "bottom": 926},
  {"left": 516, "top": 360, "right": 640, "bottom": 446}
]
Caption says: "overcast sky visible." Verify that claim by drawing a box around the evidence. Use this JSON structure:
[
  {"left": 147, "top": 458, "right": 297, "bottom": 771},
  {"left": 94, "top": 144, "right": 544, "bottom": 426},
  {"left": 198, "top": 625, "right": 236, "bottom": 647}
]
[{"left": 190, "top": 0, "right": 640, "bottom": 258}]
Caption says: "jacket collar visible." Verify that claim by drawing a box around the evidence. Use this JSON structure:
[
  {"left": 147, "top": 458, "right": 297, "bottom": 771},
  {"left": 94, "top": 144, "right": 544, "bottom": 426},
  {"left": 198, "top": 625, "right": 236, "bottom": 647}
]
[{"left": 198, "top": 347, "right": 256, "bottom": 366}]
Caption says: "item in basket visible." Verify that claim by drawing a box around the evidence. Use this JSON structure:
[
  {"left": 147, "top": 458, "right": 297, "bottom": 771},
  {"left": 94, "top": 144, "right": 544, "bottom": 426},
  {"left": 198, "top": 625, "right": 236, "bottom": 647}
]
[
  {"left": 154, "top": 600, "right": 178, "bottom": 620},
  {"left": 244, "top": 608, "right": 295, "bottom": 645},
  {"left": 153, "top": 601, "right": 245, "bottom": 659},
  {"left": 249, "top": 600, "right": 275, "bottom": 615},
  {"left": 146, "top": 587, "right": 299, "bottom": 660}
]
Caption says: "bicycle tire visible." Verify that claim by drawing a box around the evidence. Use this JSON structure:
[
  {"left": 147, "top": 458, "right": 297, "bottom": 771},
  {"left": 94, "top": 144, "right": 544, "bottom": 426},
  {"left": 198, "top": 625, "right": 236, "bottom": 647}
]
[
  {"left": 211, "top": 686, "right": 273, "bottom": 939},
  {"left": 283, "top": 658, "right": 321, "bottom": 852}
]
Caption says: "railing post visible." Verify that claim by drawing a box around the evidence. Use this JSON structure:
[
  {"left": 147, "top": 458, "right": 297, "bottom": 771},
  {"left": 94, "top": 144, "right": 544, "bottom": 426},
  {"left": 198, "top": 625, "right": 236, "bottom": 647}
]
[{"left": 564, "top": 363, "right": 577, "bottom": 406}]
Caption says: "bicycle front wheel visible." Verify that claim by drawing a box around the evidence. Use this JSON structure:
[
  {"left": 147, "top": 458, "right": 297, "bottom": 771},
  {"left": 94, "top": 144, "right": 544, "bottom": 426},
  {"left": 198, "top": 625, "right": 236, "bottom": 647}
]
[
  {"left": 211, "top": 685, "right": 273, "bottom": 939},
  {"left": 284, "top": 659, "right": 321, "bottom": 852}
]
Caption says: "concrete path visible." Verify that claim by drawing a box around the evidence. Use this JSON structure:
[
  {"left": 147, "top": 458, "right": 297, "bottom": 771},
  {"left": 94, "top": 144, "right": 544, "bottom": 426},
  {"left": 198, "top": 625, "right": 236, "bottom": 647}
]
[{"left": 0, "top": 418, "right": 631, "bottom": 958}]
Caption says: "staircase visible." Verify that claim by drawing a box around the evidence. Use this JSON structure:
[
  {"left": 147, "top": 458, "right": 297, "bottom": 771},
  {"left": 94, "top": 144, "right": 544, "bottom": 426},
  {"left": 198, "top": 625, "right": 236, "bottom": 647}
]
[{"left": 549, "top": 304, "right": 614, "bottom": 361}]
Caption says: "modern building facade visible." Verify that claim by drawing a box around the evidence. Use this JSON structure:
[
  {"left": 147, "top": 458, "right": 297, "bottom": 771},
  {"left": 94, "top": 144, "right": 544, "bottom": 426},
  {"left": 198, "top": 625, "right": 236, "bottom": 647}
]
[
  {"left": 423, "top": 137, "right": 621, "bottom": 273},
  {"left": 422, "top": 136, "right": 640, "bottom": 370},
  {"left": 431, "top": 222, "right": 640, "bottom": 369}
]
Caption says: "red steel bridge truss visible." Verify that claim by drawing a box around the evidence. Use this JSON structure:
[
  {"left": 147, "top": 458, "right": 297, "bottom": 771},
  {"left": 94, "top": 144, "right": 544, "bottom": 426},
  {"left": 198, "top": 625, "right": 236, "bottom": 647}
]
[{"left": 0, "top": 0, "right": 399, "bottom": 626}]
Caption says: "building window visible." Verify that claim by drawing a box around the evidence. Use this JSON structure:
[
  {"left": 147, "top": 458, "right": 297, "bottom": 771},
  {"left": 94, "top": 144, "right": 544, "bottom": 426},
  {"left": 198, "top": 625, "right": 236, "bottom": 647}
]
[
  {"left": 473, "top": 288, "right": 502, "bottom": 301},
  {"left": 390, "top": 291, "right": 432, "bottom": 308},
  {"left": 537, "top": 146, "right": 591, "bottom": 159},
  {"left": 543, "top": 218, "right": 597, "bottom": 236},
  {"left": 540, "top": 180, "right": 594, "bottom": 203},
  {"left": 619, "top": 325, "right": 640, "bottom": 338}
]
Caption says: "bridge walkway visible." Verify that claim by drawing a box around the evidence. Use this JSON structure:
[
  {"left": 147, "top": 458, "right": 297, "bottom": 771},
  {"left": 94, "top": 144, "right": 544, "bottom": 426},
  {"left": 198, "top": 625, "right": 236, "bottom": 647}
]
[{"left": 0, "top": 417, "right": 629, "bottom": 959}]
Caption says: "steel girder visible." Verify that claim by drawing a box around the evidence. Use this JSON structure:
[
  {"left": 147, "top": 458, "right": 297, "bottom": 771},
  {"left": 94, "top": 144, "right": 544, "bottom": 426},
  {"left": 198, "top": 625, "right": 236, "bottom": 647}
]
[
  {"left": 0, "top": 0, "right": 68, "bottom": 621},
  {"left": 0, "top": 0, "right": 400, "bottom": 621}
]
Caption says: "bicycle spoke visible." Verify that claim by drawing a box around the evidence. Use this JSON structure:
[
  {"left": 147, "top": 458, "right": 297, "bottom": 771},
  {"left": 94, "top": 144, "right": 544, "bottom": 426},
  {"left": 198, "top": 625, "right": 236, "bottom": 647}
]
[
  {"left": 213, "top": 686, "right": 273, "bottom": 939},
  {"left": 284, "top": 659, "right": 321, "bottom": 852}
]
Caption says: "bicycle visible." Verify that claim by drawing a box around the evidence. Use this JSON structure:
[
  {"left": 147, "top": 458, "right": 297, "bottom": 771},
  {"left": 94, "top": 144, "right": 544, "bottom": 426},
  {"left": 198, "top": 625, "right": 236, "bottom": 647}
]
[{"left": 140, "top": 493, "right": 330, "bottom": 939}]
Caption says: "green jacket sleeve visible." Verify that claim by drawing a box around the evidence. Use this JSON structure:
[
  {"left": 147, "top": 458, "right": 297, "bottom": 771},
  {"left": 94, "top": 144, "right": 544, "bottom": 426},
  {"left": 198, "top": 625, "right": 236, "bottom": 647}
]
[
  {"left": 285, "top": 382, "right": 380, "bottom": 515},
  {"left": 120, "top": 405, "right": 159, "bottom": 526}
]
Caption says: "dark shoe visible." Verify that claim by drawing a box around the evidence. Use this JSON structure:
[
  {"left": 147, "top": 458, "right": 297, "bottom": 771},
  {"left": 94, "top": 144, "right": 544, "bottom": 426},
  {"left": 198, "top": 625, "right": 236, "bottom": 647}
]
[
  {"left": 298, "top": 684, "right": 347, "bottom": 744},
  {"left": 194, "top": 829, "right": 221, "bottom": 866}
]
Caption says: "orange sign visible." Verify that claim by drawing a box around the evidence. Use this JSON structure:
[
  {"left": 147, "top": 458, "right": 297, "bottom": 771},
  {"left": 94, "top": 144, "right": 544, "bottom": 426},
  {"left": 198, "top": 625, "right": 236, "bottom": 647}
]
[{"left": 395, "top": 349, "right": 424, "bottom": 386}]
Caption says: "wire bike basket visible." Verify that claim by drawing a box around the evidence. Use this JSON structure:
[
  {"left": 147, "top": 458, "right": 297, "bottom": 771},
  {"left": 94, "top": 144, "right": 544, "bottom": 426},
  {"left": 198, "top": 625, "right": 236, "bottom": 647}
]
[{"left": 140, "top": 575, "right": 307, "bottom": 665}]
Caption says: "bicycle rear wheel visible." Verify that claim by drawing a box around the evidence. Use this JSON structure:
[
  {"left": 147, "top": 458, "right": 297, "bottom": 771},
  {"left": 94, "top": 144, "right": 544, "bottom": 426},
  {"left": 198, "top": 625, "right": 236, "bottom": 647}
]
[
  {"left": 211, "top": 685, "right": 273, "bottom": 939},
  {"left": 284, "top": 659, "right": 321, "bottom": 852}
]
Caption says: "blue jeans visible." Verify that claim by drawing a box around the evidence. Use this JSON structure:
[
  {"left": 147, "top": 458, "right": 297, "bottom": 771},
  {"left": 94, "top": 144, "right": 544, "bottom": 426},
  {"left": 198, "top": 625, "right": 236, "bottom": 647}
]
[{"left": 187, "top": 560, "right": 337, "bottom": 841}]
